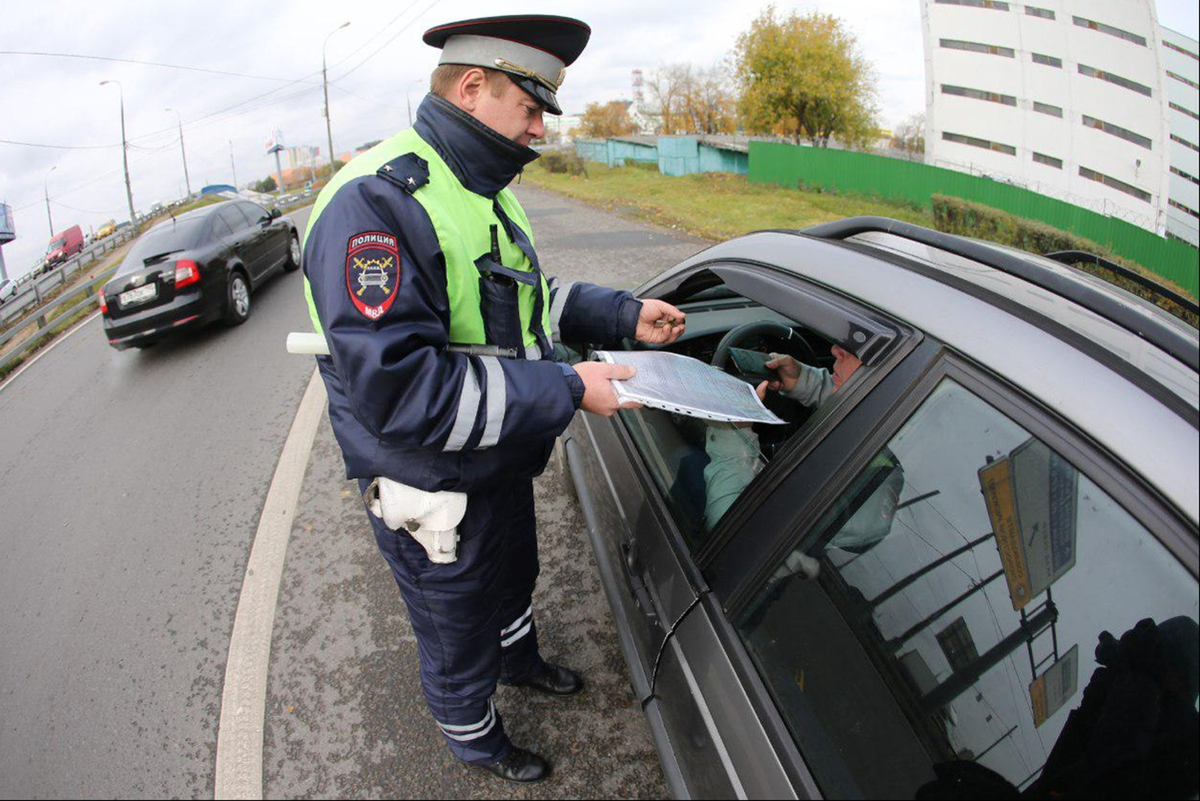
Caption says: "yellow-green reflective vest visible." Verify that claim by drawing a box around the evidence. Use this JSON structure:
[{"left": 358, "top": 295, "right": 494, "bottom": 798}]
[{"left": 303, "top": 127, "right": 551, "bottom": 351}]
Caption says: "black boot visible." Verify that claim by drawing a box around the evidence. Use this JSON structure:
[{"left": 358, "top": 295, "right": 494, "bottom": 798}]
[
  {"left": 479, "top": 747, "right": 551, "bottom": 782},
  {"left": 507, "top": 662, "right": 584, "bottom": 696}
]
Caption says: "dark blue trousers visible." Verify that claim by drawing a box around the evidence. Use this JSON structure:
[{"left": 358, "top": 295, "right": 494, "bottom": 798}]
[{"left": 362, "top": 478, "right": 546, "bottom": 765}]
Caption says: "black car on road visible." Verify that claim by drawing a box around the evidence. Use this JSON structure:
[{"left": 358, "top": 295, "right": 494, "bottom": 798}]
[{"left": 100, "top": 200, "right": 300, "bottom": 350}]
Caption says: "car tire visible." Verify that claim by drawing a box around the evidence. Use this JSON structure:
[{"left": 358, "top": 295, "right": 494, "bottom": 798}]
[
  {"left": 283, "top": 233, "right": 301, "bottom": 272},
  {"left": 224, "top": 270, "right": 252, "bottom": 326}
]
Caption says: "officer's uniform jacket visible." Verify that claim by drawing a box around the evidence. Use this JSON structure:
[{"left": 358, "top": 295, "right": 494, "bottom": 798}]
[{"left": 303, "top": 94, "right": 640, "bottom": 492}]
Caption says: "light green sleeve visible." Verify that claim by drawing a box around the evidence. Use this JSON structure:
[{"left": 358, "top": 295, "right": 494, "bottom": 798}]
[
  {"left": 703, "top": 426, "right": 764, "bottom": 529},
  {"left": 784, "top": 363, "right": 834, "bottom": 407}
]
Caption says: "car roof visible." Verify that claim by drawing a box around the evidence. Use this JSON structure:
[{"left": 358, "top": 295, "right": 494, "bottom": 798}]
[{"left": 664, "top": 227, "right": 1199, "bottom": 528}]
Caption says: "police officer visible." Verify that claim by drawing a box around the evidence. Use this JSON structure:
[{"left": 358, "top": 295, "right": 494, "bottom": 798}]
[{"left": 302, "top": 14, "right": 686, "bottom": 783}]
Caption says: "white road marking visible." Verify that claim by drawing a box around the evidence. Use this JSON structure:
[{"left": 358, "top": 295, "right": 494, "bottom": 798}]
[
  {"left": 0, "top": 309, "right": 101, "bottom": 396},
  {"left": 214, "top": 367, "right": 326, "bottom": 800}
]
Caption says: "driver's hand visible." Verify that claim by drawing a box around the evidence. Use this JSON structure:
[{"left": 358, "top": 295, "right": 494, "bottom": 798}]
[
  {"left": 766, "top": 353, "right": 800, "bottom": 393},
  {"left": 635, "top": 299, "right": 686, "bottom": 344}
]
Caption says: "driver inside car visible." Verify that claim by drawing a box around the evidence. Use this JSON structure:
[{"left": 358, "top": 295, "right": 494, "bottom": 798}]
[{"left": 703, "top": 344, "right": 863, "bottom": 528}]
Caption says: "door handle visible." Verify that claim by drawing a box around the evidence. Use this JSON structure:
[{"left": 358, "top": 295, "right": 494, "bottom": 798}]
[{"left": 621, "top": 540, "right": 659, "bottom": 623}]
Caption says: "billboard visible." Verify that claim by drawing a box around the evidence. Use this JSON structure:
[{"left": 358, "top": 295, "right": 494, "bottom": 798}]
[
  {"left": 265, "top": 129, "right": 284, "bottom": 154},
  {"left": 0, "top": 202, "right": 15, "bottom": 244}
]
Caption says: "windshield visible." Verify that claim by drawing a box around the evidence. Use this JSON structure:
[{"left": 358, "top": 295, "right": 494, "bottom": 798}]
[
  {"left": 116, "top": 218, "right": 206, "bottom": 276},
  {"left": 47, "top": 237, "right": 66, "bottom": 251}
]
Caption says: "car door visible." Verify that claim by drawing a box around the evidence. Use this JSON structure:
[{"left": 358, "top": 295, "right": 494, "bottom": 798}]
[
  {"left": 213, "top": 205, "right": 261, "bottom": 280},
  {"left": 239, "top": 202, "right": 287, "bottom": 273},
  {"left": 565, "top": 260, "right": 924, "bottom": 797},
  {"left": 705, "top": 351, "right": 1199, "bottom": 800}
]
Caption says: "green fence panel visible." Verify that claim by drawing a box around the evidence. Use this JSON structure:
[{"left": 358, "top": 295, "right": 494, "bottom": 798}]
[{"left": 749, "top": 141, "right": 1199, "bottom": 296}]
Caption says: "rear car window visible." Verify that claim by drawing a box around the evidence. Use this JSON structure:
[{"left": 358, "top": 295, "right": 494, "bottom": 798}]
[
  {"left": 116, "top": 219, "right": 205, "bottom": 277},
  {"left": 735, "top": 377, "right": 1198, "bottom": 798}
]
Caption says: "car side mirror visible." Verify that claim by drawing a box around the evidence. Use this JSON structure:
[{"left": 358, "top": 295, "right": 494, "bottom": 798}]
[{"left": 270, "top": 208, "right": 282, "bottom": 220}]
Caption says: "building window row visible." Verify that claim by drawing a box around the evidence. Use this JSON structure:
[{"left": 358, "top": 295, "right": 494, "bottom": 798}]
[
  {"left": 941, "top": 84, "right": 1017, "bottom": 106},
  {"left": 1078, "top": 64, "right": 1153, "bottom": 98},
  {"left": 1169, "top": 102, "right": 1200, "bottom": 122},
  {"left": 1169, "top": 198, "right": 1200, "bottom": 220},
  {"left": 1079, "top": 166, "right": 1152, "bottom": 203},
  {"left": 1172, "top": 134, "right": 1200, "bottom": 154},
  {"left": 940, "top": 38, "right": 1015, "bottom": 57},
  {"left": 1071, "top": 16, "right": 1147, "bottom": 47},
  {"left": 1163, "top": 40, "right": 1199, "bottom": 62},
  {"left": 1032, "top": 52, "right": 1062, "bottom": 68},
  {"left": 1171, "top": 165, "right": 1200, "bottom": 187},
  {"left": 1032, "top": 101, "right": 1063, "bottom": 117},
  {"left": 935, "top": 0, "right": 1010, "bottom": 9},
  {"left": 942, "top": 131, "right": 1017, "bottom": 155},
  {"left": 1024, "top": 5, "right": 1054, "bottom": 20},
  {"left": 1032, "top": 152, "right": 1062, "bottom": 169},
  {"left": 1081, "top": 115, "right": 1152, "bottom": 150},
  {"left": 1167, "top": 70, "right": 1200, "bottom": 91}
]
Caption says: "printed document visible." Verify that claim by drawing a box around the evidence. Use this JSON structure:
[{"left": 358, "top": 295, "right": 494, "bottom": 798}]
[{"left": 593, "top": 350, "right": 785, "bottom": 424}]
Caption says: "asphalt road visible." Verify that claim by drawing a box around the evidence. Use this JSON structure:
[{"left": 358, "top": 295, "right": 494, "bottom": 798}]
[{"left": 0, "top": 185, "right": 710, "bottom": 799}]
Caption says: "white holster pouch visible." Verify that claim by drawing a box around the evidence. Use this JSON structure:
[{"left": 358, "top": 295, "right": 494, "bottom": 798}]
[{"left": 363, "top": 478, "right": 468, "bottom": 564}]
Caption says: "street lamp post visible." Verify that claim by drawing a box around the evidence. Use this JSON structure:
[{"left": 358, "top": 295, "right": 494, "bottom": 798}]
[
  {"left": 99, "top": 80, "right": 136, "bottom": 226},
  {"left": 44, "top": 165, "right": 57, "bottom": 236},
  {"left": 229, "top": 140, "right": 238, "bottom": 189},
  {"left": 406, "top": 78, "right": 425, "bottom": 127},
  {"left": 165, "top": 108, "right": 193, "bottom": 199},
  {"left": 322, "top": 21, "right": 351, "bottom": 178}
]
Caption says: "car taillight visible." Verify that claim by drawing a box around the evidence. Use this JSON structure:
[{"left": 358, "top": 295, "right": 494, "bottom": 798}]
[
  {"left": 98, "top": 289, "right": 108, "bottom": 313},
  {"left": 175, "top": 260, "right": 201, "bottom": 288}
]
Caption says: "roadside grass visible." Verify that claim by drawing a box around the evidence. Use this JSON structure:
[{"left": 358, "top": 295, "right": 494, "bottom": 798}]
[{"left": 521, "top": 159, "right": 930, "bottom": 240}]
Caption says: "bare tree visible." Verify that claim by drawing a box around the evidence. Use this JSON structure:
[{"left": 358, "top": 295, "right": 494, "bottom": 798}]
[{"left": 891, "top": 112, "right": 926, "bottom": 157}]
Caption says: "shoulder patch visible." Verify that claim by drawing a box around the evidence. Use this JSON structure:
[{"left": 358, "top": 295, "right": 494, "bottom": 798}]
[
  {"left": 346, "top": 232, "right": 401, "bottom": 320},
  {"left": 377, "top": 153, "right": 430, "bottom": 194}
]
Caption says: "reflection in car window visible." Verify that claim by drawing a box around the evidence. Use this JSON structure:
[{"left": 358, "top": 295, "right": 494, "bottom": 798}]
[
  {"left": 618, "top": 287, "right": 855, "bottom": 552},
  {"left": 736, "top": 379, "right": 1198, "bottom": 799}
]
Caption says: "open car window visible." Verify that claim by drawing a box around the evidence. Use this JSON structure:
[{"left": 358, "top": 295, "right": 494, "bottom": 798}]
[{"left": 613, "top": 267, "right": 885, "bottom": 554}]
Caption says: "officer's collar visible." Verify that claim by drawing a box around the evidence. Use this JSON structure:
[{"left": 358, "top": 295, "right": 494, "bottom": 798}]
[{"left": 414, "top": 93, "right": 539, "bottom": 198}]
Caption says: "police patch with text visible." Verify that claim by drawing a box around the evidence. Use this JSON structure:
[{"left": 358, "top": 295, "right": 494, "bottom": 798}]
[{"left": 345, "top": 232, "right": 400, "bottom": 320}]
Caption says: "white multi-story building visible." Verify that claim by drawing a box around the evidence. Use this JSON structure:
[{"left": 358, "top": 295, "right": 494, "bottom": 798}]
[
  {"left": 1160, "top": 26, "right": 1199, "bottom": 246},
  {"left": 920, "top": 0, "right": 1181, "bottom": 237}
]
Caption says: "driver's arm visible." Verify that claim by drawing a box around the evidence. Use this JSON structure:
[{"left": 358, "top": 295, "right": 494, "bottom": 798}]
[{"left": 768, "top": 353, "right": 834, "bottom": 408}]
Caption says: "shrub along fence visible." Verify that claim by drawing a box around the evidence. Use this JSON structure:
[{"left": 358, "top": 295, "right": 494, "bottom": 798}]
[{"left": 749, "top": 141, "right": 1198, "bottom": 297}]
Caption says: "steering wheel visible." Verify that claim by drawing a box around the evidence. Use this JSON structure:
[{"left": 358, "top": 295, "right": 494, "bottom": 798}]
[{"left": 712, "top": 321, "right": 819, "bottom": 372}]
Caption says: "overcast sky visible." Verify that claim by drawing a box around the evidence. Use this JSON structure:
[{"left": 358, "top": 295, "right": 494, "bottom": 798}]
[{"left": 2, "top": 0, "right": 1197, "bottom": 279}]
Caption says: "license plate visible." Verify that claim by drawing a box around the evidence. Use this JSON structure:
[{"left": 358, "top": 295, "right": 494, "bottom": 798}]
[{"left": 119, "top": 284, "right": 157, "bottom": 307}]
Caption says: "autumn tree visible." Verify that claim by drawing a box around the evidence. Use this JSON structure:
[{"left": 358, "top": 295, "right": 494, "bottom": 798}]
[
  {"left": 891, "top": 112, "right": 926, "bottom": 156},
  {"left": 648, "top": 63, "right": 738, "bottom": 135},
  {"left": 733, "top": 7, "right": 878, "bottom": 147},
  {"left": 577, "top": 100, "right": 637, "bottom": 138}
]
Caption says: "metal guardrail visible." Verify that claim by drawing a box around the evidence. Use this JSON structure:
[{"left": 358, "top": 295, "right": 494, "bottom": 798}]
[
  {"left": 0, "top": 268, "right": 116, "bottom": 376},
  {"left": 0, "top": 228, "right": 136, "bottom": 327}
]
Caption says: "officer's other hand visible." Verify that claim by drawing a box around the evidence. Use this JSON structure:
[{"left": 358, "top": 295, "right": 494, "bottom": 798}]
[
  {"left": 635, "top": 299, "right": 686, "bottom": 345},
  {"left": 766, "top": 353, "right": 801, "bottom": 393},
  {"left": 573, "top": 362, "right": 642, "bottom": 416}
]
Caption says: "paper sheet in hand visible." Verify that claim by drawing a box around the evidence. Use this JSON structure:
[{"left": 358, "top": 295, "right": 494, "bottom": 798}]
[{"left": 594, "top": 350, "right": 785, "bottom": 424}]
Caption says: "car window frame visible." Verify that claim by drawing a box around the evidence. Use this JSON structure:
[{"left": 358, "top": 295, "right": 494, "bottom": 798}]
[
  {"left": 214, "top": 204, "right": 247, "bottom": 234},
  {"left": 714, "top": 346, "right": 1199, "bottom": 620},
  {"left": 695, "top": 342, "right": 1198, "bottom": 798},
  {"left": 601, "top": 260, "right": 925, "bottom": 593},
  {"left": 235, "top": 201, "right": 267, "bottom": 226}
]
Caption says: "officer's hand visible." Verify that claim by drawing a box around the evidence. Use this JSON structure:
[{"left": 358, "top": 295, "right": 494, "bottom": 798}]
[
  {"left": 573, "top": 362, "right": 642, "bottom": 416},
  {"left": 635, "top": 299, "right": 686, "bottom": 345},
  {"left": 766, "top": 353, "right": 801, "bottom": 393}
]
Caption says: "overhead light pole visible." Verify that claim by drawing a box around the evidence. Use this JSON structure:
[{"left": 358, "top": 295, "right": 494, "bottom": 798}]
[
  {"left": 229, "top": 140, "right": 238, "bottom": 189},
  {"left": 323, "top": 21, "right": 351, "bottom": 178},
  {"left": 99, "top": 80, "right": 136, "bottom": 226},
  {"left": 165, "top": 107, "right": 193, "bottom": 199},
  {"left": 406, "top": 78, "right": 425, "bottom": 127},
  {"left": 44, "top": 165, "right": 57, "bottom": 236}
]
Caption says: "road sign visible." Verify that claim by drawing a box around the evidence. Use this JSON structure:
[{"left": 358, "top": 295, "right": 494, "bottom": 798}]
[
  {"left": 979, "top": 438, "right": 1079, "bottom": 611},
  {"left": 1029, "top": 644, "right": 1079, "bottom": 727}
]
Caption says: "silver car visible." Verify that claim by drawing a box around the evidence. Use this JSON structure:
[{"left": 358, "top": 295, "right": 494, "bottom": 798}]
[{"left": 562, "top": 217, "right": 1199, "bottom": 799}]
